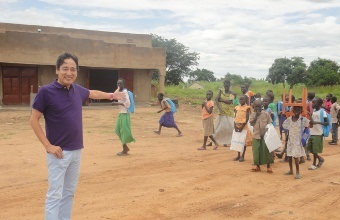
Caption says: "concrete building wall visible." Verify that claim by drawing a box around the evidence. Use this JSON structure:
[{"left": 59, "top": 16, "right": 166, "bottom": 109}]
[
  {"left": 0, "top": 23, "right": 152, "bottom": 47},
  {"left": 0, "top": 23, "right": 166, "bottom": 105},
  {"left": 0, "top": 31, "right": 165, "bottom": 71},
  {"left": 133, "top": 69, "right": 153, "bottom": 102},
  {"left": 0, "top": 67, "right": 2, "bottom": 104}
]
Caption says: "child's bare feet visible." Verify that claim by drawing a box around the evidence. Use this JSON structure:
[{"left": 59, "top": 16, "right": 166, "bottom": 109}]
[
  {"left": 267, "top": 167, "right": 273, "bottom": 173},
  {"left": 213, "top": 145, "right": 219, "bottom": 150},
  {"left": 299, "top": 157, "right": 305, "bottom": 164},
  {"left": 197, "top": 147, "right": 206, "bottom": 150},
  {"left": 317, "top": 158, "right": 324, "bottom": 168},
  {"left": 251, "top": 166, "right": 261, "bottom": 172},
  {"left": 295, "top": 173, "right": 302, "bottom": 179},
  {"left": 284, "top": 171, "right": 293, "bottom": 175},
  {"left": 233, "top": 156, "right": 240, "bottom": 161},
  {"left": 154, "top": 131, "right": 160, "bottom": 135}
]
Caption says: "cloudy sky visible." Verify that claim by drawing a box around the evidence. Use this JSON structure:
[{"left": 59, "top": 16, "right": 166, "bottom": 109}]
[{"left": 1, "top": 0, "right": 339, "bottom": 79}]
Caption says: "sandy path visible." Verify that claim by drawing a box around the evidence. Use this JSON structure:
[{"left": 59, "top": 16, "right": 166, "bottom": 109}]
[{"left": 1, "top": 105, "right": 340, "bottom": 220}]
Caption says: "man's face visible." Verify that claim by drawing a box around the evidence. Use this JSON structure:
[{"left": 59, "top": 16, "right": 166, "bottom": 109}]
[{"left": 56, "top": 58, "right": 77, "bottom": 88}]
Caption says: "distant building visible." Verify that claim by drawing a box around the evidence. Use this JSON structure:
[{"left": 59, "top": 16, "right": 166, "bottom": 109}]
[
  {"left": 188, "top": 82, "right": 204, "bottom": 90},
  {"left": 0, "top": 23, "right": 166, "bottom": 105}
]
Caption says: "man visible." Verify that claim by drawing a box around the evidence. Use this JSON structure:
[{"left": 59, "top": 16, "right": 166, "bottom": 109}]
[{"left": 30, "top": 52, "right": 122, "bottom": 220}]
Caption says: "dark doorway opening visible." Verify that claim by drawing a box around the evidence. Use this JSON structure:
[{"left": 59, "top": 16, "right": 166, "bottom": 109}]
[{"left": 89, "top": 69, "right": 118, "bottom": 103}]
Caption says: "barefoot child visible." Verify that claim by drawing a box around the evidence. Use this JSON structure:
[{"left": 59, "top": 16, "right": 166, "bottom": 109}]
[
  {"left": 198, "top": 90, "right": 219, "bottom": 150},
  {"left": 249, "top": 99, "right": 274, "bottom": 173},
  {"left": 232, "top": 95, "right": 252, "bottom": 162},
  {"left": 308, "top": 98, "right": 327, "bottom": 170},
  {"left": 282, "top": 106, "right": 310, "bottom": 179},
  {"left": 154, "top": 93, "right": 182, "bottom": 137},
  {"left": 112, "top": 78, "right": 136, "bottom": 156},
  {"left": 329, "top": 96, "right": 340, "bottom": 145}
]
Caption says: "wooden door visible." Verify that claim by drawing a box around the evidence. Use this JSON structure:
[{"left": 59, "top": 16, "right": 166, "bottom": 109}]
[
  {"left": 21, "top": 68, "right": 38, "bottom": 104},
  {"left": 2, "top": 67, "right": 38, "bottom": 105}
]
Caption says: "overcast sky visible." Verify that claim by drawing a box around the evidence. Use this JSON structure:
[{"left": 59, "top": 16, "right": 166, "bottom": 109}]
[{"left": 1, "top": 0, "right": 339, "bottom": 79}]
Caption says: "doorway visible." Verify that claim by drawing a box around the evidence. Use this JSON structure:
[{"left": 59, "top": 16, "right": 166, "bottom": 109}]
[{"left": 2, "top": 66, "right": 38, "bottom": 105}]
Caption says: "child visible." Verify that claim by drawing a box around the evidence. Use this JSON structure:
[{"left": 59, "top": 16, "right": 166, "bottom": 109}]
[
  {"left": 154, "top": 93, "right": 182, "bottom": 137},
  {"left": 249, "top": 99, "right": 274, "bottom": 173},
  {"left": 198, "top": 90, "right": 219, "bottom": 150},
  {"left": 277, "top": 94, "right": 284, "bottom": 139},
  {"left": 263, "top": 96, "right": 276, "bottom": 126},
  {"left": 307, "top": 98, "right": 327, "bottom": 170},
  {"left": 233, "top": 95, "right": 252, "bottom": 162},
  {"left": 307, "top": 92, "right": 315, "bottom": 114},
  {"left": 329, "top": 96, "right": 340, "bottom": 145},
  {"left": 255, "top": 93, "right": 262, "bottom": 101},
  {"left": 322, "top": 93, "right": 332, "bottom": 114},
  {"left": 282, "top": 106, "right": 310, "bottom": 179},
  {"left": 240, "top": 84, "right": 254, "bottom": 105},
  {"left": 112, "top": 78, "right": 136, "bottom": 155},
  {"left": 277, "top": 94, "right": 295, "bottom": 161}
]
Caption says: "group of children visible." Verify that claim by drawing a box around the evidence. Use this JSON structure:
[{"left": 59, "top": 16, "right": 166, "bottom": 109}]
[{"left": 195, "top": 81, "right": 339, "bottom": 179}]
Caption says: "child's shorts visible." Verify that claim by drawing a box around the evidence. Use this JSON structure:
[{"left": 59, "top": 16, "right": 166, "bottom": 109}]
[{"left": 307, "top": 135, "right": 323, "bottom": 153}]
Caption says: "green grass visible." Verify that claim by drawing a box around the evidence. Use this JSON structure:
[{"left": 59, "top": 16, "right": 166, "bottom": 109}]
[{"left": 162, "top": 80, "right": 340, "bottom": 104}]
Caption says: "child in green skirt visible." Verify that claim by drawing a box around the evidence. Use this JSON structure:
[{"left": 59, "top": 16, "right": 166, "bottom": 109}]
[{"left": 249, "top": 99, "right": 274, "bottom": 173}]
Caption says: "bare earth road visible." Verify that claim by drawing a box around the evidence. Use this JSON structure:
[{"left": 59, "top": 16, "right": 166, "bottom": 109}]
[{"left": 1, "top": 104, "right": 340, "bottom": 220}]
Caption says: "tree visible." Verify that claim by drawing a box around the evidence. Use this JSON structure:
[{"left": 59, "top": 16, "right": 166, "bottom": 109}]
[
  {"left": 151, "top": 34, "right": 200, "bottom": 85},
  {"left": 286, "top": 57, "right": 307, "bottom": 89},
  {"left": 223, "top": 73, "right": 243, "bottom": 85},
  {"left": 266, "top": 58, "right": 291, "bottom": 88},
  {"left": 305, "top": 58, "right": 340, "bottom": 86},
  {"left": 222, "top": 73, "right": 254, "bottom": 86},
  {"left": 266, "top": 57, "right": 308, "bottom": 89},
  {"left": 188, "top": 68, "right": 216, "bottom": 82}
]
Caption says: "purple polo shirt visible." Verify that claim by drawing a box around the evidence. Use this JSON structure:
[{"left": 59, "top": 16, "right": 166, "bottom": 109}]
[{"left": 32, "top": 80, "right": 90, "bottom": 151}]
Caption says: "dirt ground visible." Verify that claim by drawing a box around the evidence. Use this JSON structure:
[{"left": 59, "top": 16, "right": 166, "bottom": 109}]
[{"left": 1, "top": 104, "right": 340, "bottom": 220}]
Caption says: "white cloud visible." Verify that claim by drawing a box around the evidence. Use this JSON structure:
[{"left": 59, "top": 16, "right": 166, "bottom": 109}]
[{"left": 1, "top": 0, "right": 340, "bottom": 79}]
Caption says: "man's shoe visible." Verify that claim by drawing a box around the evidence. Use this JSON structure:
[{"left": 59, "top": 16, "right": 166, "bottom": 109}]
[{"left": 330, "top": 142, "right": 338, "bottom": 145}]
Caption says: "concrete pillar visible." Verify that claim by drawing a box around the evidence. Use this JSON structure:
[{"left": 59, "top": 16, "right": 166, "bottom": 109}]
[
  {"left": 158, "top": 68, "right": 166, "bottom": 94},
  {"left": 0, "top": 65, "right": 2, "bottom": 105}
]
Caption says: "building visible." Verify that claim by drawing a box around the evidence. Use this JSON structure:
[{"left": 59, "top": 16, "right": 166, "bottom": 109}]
[
  {"left": 188, "top": 82, "right": 204, "bottom": 90},
  {"left": 0, "top": 23, "right": 166, "bottom": 105}
]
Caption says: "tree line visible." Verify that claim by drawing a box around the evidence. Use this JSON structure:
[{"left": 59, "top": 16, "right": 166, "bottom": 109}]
[{"left": 151, "top": 34, "right": 340, "bottom": 87}]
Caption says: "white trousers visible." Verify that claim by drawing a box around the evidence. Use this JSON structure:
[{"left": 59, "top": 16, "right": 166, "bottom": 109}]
[{"left": 45, "top": 149, "right": 81, "bottom": 220}]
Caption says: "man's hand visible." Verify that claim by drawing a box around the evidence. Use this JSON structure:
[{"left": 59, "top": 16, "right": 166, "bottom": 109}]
[{"left": 46, "top": 144, "right": 63, "bottom": 159}]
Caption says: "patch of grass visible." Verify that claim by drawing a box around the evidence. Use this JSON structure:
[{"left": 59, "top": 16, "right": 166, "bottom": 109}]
[
  {"left": 0, "top": 132, "right": 16, "bottom": 139},
  {"left": 163, "top": 80, "right": 340, "bottom": 105}
]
